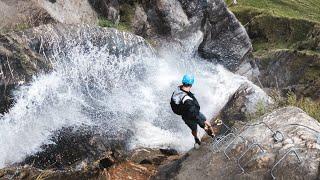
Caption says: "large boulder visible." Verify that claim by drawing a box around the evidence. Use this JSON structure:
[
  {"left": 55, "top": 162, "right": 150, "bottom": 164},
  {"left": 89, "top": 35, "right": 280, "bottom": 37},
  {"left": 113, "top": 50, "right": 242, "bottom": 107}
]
[
  {"left": 154, "top": 0, "right": 190, "bottom": 37},
  {"left": 35, "top": 0, "right": 98, "bottom": 25},
  {"left": 0, "top": 0, "right": 53, "bottom": 32},
  {"left": 198, "top": 0, "right": 252, "bottom": 72},
  {"left": 88, "top": 0, "right": 120, "bottom": 23},
  {"left": 154, "top": 107, "right": 320, "bottom": 179},
  {"left": 219, "top": 82, "right": 273, "bottom": 124}
]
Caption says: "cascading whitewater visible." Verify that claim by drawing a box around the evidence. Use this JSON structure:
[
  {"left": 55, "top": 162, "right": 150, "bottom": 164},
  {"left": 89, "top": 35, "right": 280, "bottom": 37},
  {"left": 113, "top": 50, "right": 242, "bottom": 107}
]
[{"left": 0, "top": 28, "right": 269, "bottom": 168}]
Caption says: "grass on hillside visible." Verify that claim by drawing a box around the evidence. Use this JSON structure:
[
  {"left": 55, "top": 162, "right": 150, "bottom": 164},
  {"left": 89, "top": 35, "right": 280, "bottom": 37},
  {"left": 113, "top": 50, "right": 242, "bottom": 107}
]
[
  {"left": 225, "top": 0, "right": 320, "bottom": 56},
  {"left": 226, "top": 0, "right": 320, "bottom": 23},
  {"left": 286, "top": 92, "right": 320, "bottom": 121}
]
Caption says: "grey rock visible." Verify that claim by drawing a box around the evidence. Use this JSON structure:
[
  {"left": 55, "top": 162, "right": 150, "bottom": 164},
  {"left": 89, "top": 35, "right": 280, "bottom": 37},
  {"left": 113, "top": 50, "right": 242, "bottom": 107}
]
[
  {"left": 85, "top": 0, "right": 252, "bottom": 74},
  {"left": 198, "top": 0, "right": 252, "bottom": 71},
  {"left": 155, "top": 0, "right": 190, "bottom": 37},
  {"left": 257, "top": 49, "right": 320, "bottom": 100},
  {"left": 0, "top": 0, "right": 53, "bottom": 31},
  {"left": 155, "top": 107, "right": 320, "bottom": 179},
  {"left": 132, "top": 4, "right": 151, "bottom": 37},
  {"left": 219, "top": 82, "right": 273, "bottom": 123},
  {"left": 88, "top": 0, "right": 120, "bottom": 23},
  {"left": 159, "top": 148, "right": 179, "bottom": 156},
  {"left": 0, "top": 33, "right": 51, "bottom": 114},
  {"left": 21, "top": 127, "right": 126, "bottom": 169},
  {"left": 36, "top": 0, "right": 98, "bottom": 25}
]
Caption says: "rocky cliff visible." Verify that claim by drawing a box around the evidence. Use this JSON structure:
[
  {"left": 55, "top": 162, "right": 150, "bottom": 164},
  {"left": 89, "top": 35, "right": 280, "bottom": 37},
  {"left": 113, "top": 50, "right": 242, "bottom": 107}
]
[{"left": 155, "top": 107, "right": 320, "bottom": 179}]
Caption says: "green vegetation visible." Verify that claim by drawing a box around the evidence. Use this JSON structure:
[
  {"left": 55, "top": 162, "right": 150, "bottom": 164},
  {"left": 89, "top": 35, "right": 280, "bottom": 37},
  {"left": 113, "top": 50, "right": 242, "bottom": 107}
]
[
  {"left": 245, "top": 100, "right": 269, "bottom": 121},
  {"left": 0, "top": 23, "right": 31, "bottom": 34},
  {"left": 98, "top": 17, "right": 131, "bottom": 31},
  {"left": 226, "top": 0, "right": 320, "bottom": 22},
  {"left": 119, "top": 3, "right": 135, "bottom": 31},
  {"left": 225, "top": 0, "right": 320, "bottom": 56},
  {"left": 98, "top": 2, "right": 135, "bottom": 32},
  {"left": 286, "top": 92, "right": 320, "bottom": 121},
  {"left": 98, "top": 18, "right": 115, "bottom": 28},
  {"left": 243, "top": 88, "right": 320, "bottom": 122},
  {"left": 14, "top": 23, "right": 31, "bottom": 32}
]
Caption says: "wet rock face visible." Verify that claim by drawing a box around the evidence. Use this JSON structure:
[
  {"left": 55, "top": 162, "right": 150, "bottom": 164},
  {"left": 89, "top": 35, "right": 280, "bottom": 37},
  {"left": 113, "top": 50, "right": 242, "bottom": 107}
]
[
  {"left": 0, "top": 24, "right": 152, "bottom": 114},
  {"left": 0, "top": 34, "right": 51, "bottom": 114},
  {"left": 155, "top": 107, "right": 320, "bottom": 179},
  {"left": 198, "top": 0, "right": 252, "bottom": 71},
  {"left": 0, "top": 147, "right": 180, "bottom": 179},
  {"left": 22, "top": 127, "right": 128, "bottom": 170},
  {"left": 22, "top": 24, "right": 151, "bottom": 58}
]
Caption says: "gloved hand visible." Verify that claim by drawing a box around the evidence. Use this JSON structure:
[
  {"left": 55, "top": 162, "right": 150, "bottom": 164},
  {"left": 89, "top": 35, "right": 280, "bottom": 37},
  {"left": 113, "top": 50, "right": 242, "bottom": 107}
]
[
  {"left": 214, "top": 118, "right": 223, "bottom": 126},
  {"left": 204, "top": 125, "right": 215, "bottom": 138}
]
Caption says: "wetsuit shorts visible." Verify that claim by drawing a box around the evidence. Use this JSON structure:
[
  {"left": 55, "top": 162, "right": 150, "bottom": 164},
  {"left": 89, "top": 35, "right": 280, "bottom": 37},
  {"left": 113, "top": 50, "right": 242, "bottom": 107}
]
[{"left": 183, "top": 112, "right": 206, "bottom": 131}]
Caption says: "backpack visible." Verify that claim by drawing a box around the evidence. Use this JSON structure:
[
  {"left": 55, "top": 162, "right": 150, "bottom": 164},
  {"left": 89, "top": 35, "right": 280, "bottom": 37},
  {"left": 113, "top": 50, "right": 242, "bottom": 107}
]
[{"left": 170, "top": 92, "right": 187, "bottom": 115}]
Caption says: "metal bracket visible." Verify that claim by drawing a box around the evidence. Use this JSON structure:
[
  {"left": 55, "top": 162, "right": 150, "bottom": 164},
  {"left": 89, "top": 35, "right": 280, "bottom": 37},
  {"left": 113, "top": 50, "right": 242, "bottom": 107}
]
[
  {"left": 224, "top": 135, "right": 246, "bottom": 160},
  {"left": 273, "top": 131, "right": 284, "bottom": 142},
  {"left": 237, "top": 143, "right": 265, "bottom": 174},
  {"left": 212, "top": 133, "right": 236, "bottom": 152},
  {"left": 270, "top": 148, "right": 302, "bottom": 179},
  {"left": 244, "top": 122, "right": 284, "bottom": 143}
]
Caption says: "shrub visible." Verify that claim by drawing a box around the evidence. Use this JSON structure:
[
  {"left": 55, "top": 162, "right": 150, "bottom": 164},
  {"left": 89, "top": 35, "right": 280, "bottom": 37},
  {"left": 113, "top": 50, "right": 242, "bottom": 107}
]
[
  {"left": 98, "top": 17, "right": 131, "bottom": 32},
  {"left": 98, "top": 18, "right": 116, "bottom": 28},
  {"left": 286, "top": 92, "right": 320, "bottom": 121}
]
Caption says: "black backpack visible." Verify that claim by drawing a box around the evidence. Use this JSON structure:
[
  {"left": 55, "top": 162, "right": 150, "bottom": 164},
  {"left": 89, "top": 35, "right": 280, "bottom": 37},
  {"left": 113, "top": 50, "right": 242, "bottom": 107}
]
[{"left": 170, "top": 93, "right": 187, "bottom": 115}]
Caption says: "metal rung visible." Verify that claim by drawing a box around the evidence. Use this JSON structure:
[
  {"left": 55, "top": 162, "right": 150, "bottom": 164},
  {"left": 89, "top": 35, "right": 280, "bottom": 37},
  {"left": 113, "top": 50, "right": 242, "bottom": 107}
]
[
  {"left": 237, "top": 143, "right": 265, "bottom": 174},
  {"left": 245, "top": 121, "right": 276, "bottom": 134},
  {"left": 271, "top": 148, "right": 302, "bottom": 179},
  {"left": 224, "top": 135, "right": 246, "bottom": 160},
  {"left": 221, "top": 121, "right": 236, "bottom": 135},
  {"left": 212, "top": 133, "right": 236, "bottom": 152}
]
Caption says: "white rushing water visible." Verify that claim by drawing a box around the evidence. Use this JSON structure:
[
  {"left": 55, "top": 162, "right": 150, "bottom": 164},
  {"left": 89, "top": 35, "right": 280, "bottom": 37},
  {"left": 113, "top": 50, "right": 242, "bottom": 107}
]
[{"left": 0, "top": 30, "right": 269, "bottom": 168}]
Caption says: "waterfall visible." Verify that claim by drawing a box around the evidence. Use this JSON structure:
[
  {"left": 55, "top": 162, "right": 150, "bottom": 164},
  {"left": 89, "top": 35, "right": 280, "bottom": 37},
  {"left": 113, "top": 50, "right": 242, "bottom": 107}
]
[{"left": 0, "top": 29, "right": 269, "bottom": 168}]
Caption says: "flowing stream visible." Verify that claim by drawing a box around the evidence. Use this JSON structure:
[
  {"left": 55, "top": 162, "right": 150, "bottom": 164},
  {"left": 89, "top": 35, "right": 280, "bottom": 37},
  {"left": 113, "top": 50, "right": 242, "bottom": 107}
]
[{"left": 0, "top": 30, "right": 268, "bottom": 168}]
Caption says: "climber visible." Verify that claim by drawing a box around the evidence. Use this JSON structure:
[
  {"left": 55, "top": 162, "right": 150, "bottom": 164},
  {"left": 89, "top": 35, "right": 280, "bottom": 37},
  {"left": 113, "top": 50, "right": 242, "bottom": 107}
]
[{"left": 170, "top": 74, "right": 215, "bottom": 147}]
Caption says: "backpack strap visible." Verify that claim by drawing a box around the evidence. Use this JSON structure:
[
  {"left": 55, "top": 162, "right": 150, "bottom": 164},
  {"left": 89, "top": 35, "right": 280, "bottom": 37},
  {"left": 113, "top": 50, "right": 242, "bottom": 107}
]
[{"left": 181, "top": 95, "right": 192, "bottom": 104}]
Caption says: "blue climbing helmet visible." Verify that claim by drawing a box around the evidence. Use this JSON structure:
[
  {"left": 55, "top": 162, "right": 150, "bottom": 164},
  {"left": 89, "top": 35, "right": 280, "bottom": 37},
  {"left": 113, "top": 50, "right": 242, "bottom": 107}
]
[{"left": 182, "top": 74, "right": 195, "bottom": 85}]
